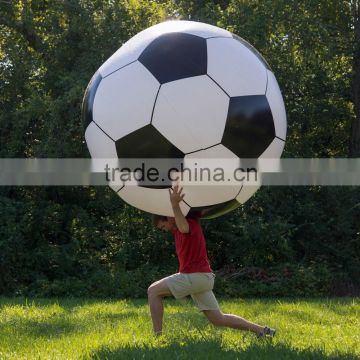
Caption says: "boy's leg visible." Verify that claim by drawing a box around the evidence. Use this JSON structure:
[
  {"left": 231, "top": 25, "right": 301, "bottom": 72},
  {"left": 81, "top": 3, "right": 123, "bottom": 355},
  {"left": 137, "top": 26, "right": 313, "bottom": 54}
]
[
  {"left": 147, "top": 278, "right": 172, "bottom": 336},
  {"left": 203, "top": 309, "right": 265, "bottom": 335},
  {"left": 191, "top": 282, "right": 274, "bottom": 336}
]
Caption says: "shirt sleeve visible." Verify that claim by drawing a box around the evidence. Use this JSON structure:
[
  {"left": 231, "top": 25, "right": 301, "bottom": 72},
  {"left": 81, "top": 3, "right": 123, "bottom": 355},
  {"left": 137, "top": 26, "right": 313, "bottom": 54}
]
[
  {"left": 187, "top": 210, "right": 202, "bottom": 219},
  {"left": 186, "top": 218, "right": 199, "bottom": 236}
]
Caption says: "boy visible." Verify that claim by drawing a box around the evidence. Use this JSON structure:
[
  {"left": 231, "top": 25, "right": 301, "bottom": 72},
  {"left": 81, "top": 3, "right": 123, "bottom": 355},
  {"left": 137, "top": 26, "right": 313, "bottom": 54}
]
[{"left": 148, "top": 185, "right": 276, "bottom": 337}]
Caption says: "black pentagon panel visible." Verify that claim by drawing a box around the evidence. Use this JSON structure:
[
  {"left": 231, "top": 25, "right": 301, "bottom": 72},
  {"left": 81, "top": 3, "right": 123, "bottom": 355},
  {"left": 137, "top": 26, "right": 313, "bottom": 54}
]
[
  {"left": 222, "top": 95, "right": 275, "bottom": 158},
  {"left": 82, "top": 71, "right": 102, "bottom": 130},
  {"left": 139, "top": 33, "right": 207, "bottom": 84},
  {"left": 115, "top": 124, "right": 184, "bottom": 158},
  {"left": 115, "top": 125, "right": 184, "bottom": 189},
  {"left": 232, "top": 34, "right": 271, "bottom": 71},
  {"left": 189, "top": 199, "right": 240, "bottom": 219}
]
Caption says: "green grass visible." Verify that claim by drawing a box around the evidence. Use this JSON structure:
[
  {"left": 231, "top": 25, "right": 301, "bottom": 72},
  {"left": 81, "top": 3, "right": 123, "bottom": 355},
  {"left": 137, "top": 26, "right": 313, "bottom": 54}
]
[{"left": 0, "top": 297, "right": 359, "bottom": 359}]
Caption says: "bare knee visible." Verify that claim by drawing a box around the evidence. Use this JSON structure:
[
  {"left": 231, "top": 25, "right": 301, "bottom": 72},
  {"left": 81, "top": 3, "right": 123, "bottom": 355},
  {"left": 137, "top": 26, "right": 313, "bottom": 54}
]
[
  {"left": 203, "top": 310, "right": 225, "bottom": 327},
  {"left": 147, "top": 281, "right": 166, "bottom": 299},
  {"left": 147, "top": 279, "right": 172, "bottom": 300},
  {"left": 147, "top": 283, "right": 158, "bottom": 298}
]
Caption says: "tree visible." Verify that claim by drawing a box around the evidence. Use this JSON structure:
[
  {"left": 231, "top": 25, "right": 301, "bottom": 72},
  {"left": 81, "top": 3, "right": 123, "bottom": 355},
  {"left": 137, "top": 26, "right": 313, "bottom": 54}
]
[{"left": 351, "top": 0, "right": 360, "bottom": 156}]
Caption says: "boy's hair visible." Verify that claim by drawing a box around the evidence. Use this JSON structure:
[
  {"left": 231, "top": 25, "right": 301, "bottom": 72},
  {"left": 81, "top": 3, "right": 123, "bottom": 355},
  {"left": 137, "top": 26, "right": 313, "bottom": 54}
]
[{"left": 152, "top": 214, "right": 168, "bottom": 227}]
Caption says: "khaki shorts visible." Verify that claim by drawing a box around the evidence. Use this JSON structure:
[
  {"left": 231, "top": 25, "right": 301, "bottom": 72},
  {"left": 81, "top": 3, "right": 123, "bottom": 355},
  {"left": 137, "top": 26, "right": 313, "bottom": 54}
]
[{"left": 164, "top": 272, "right": 219, "bottom": 311}]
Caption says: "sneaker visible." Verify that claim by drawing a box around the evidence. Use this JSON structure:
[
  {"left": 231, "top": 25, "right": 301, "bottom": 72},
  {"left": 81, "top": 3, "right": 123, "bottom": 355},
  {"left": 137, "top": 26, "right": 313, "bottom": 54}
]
[{"left": 259, "top": 326, "right": 276, "bottom": 337}]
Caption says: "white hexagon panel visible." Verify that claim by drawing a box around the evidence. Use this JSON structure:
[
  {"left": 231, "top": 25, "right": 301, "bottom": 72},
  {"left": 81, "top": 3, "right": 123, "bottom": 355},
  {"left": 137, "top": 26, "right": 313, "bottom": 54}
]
[
  {"left": 152, "top": 76, "right": 229, "bottom": 154},
  {"left": 266, "top": 70, "right": 287, "bottom": 141},
  {"left": 207, "top": 37, "right": 268, "bottom": 97},
  {"left": 179, "top": 144, "right": 242, "bottom": 207},
  {"left": 93, "top": 61, "right": 160, "bottom": 141},
  {"left": 119, "top": 186, "right": 190, "bottom": 217}
]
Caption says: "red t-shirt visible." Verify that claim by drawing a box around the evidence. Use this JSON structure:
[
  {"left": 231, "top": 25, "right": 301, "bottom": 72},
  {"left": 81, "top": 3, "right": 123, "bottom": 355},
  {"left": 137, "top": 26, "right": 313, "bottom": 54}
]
[{"left": 173, "top": 217, "right": 212, "bottom": 273}]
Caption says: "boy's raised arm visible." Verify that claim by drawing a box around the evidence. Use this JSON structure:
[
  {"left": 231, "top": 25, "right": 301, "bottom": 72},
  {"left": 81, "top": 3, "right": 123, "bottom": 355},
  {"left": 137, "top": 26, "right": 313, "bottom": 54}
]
[{"left": 169, "top": 185, "right": 189, "bottom": 233}]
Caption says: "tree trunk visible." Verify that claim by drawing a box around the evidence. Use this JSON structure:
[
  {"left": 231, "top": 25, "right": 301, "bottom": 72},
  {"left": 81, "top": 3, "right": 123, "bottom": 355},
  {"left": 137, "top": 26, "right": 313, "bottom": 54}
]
[{"left": 350, "top": 0, "right": 360, "bottom": 157}]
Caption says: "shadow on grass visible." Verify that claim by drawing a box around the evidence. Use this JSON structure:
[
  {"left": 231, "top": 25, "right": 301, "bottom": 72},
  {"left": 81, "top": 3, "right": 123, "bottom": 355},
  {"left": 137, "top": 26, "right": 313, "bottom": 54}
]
[
  {"left": 0, "top": 311, "right": 139, "bottom": 339},
  {"left": 89, "top": 340, "right": 358, "bottom": 360},
  {"left": 0, "top": 296, "right": 140, "bottom": 339}
]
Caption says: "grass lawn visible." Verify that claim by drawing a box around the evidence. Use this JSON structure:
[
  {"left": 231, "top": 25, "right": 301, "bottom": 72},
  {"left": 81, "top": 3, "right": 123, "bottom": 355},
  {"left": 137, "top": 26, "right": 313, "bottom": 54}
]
[{"left": 0, "top": 297, "right": 358, "bottom": 359}]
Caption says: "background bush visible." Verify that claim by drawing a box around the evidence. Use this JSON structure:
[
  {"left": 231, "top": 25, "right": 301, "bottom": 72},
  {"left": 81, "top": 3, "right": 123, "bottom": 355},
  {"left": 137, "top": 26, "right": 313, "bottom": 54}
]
[{"left": 0, "top": 0, "right": 359, "bottom": 298}]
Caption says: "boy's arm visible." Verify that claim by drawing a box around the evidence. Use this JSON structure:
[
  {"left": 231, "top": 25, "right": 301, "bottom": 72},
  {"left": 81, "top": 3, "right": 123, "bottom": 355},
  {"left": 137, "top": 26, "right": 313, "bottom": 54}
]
[{"left": 169, "top": 185, "right": 189, "bottom": 233}]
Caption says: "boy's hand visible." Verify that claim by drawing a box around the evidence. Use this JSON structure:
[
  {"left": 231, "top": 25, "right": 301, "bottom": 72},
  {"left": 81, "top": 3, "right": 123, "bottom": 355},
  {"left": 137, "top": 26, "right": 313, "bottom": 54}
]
[{"left": 169, "top": 185, "right": 185, "bottom": 207}]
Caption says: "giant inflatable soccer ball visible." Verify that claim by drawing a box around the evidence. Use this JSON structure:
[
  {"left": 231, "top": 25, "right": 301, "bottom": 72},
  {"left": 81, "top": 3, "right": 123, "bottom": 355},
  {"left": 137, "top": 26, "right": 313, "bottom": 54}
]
[{"left": 83, "top": 20, "right": 287, "bottom": 218}]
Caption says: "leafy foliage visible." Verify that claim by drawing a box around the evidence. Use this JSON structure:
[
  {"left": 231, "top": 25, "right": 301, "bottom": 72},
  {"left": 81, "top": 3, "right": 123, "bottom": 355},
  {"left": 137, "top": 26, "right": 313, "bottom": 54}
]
[{"left": 0, "top": 0, "right": 359, "bottom": 297}]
